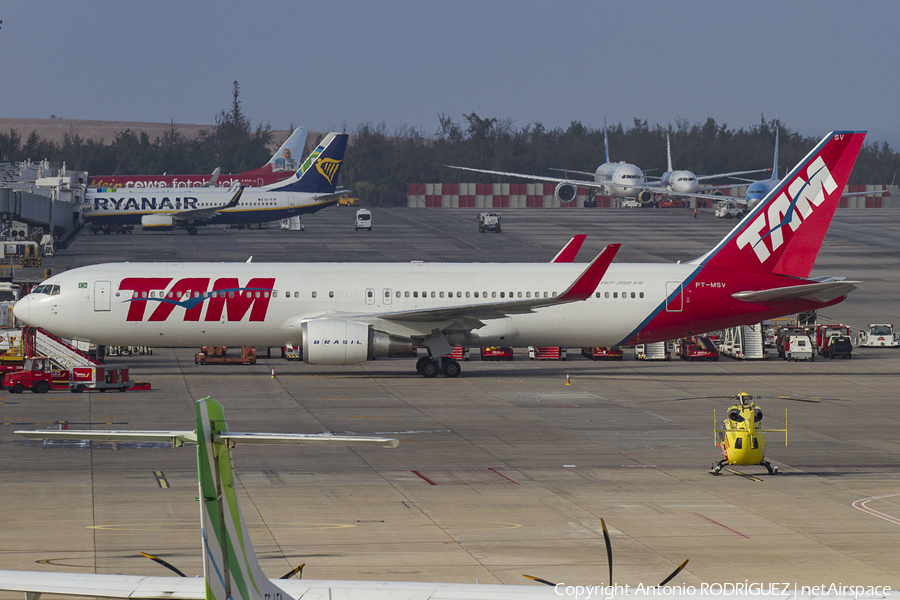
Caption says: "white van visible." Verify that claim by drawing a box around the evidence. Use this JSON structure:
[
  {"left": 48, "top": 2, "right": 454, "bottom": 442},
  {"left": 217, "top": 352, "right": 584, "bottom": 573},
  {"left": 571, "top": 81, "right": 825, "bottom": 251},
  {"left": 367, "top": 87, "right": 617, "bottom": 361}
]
[{"left": 355, "top": 209, "right": 372, "bottom": 231}]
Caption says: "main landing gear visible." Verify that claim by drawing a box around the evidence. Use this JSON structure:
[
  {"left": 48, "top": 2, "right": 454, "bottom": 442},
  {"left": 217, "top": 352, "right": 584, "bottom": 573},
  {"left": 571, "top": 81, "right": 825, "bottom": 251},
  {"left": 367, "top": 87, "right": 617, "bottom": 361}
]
[
  {"left": 187, "top": 226, "right": 198, "bottom": 235},
  {"left": 415, "top": 356, "right": 461, "bottom": 378}
]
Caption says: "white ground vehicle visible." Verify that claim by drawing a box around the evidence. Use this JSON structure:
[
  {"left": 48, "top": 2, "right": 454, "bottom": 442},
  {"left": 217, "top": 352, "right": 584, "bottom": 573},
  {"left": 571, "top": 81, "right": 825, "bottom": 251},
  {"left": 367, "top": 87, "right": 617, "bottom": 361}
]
[
  {"left": 715, "top": 200, "right": 745, "bottom": 219},
  {"left": 856, "top": 323, "right": 899, "bottom": 347},
  {"left": 355, "top": 209, "right": 372, "bottom": 231},
  {"left": 786, "top": 335, "right": 814, "bottom": 361},
  {"left": 477, "top": 212, "right": 501, "bottom": 233}
]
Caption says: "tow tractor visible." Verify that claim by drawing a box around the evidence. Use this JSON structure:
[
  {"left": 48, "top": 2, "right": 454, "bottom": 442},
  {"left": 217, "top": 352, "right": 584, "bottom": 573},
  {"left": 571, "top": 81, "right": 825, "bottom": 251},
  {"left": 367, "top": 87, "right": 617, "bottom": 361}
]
[
  {"left": 2, "top": 357, "right": 131, "bottom": 393},
  {"left": 856, "top": 323, "right": 899, "bottom": 348},
  {"left": 477, "top": 212, "right": 501, "bottom": 233},
  {"left": 815, "top": 324, "right": 851, "bottom": 356},
  {"left": 195, "top": 346, "right": 258, "bottom": 365}
]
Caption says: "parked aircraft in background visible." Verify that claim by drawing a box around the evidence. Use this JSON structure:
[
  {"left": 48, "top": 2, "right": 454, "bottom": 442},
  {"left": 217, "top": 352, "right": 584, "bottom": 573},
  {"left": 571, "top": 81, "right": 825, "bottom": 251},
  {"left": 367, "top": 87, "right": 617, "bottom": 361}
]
[
  {"left": 87, "top": 127, "right": 308, "bottom": 189},
  {"left": 16, "top": 132, "right": 865, "bottom": 378},
  {"left": 450, "top": 119, "right": 766, "bottom": 206},
  {"left": 689, "top": 131, "right": 895, "bottom": 215},
  {"left": 84, "top": 133, "right": 347, "bottom": 234}
]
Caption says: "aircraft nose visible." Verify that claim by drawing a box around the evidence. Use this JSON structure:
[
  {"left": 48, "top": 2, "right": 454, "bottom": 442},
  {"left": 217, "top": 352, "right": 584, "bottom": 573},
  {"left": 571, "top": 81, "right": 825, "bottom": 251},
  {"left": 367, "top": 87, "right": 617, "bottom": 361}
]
[{"left": 13, "top": 296, "right": 30, "bottom": 323}]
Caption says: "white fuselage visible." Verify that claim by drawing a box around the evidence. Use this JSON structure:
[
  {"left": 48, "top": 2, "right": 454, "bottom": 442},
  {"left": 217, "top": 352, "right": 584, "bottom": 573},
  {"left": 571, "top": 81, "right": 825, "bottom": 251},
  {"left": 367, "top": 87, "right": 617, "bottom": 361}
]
[
  {"left": 84, "top": 187, "right": 333, "bottom": 227},
  {"left": 15, "top": 261, "right": 696, "bottom": 349},
  {"left": 593, "top": 162, "right": 646, "bottom": 198},
  {"left": 660, "top": 169, "right": 700, "bottom": 194}
]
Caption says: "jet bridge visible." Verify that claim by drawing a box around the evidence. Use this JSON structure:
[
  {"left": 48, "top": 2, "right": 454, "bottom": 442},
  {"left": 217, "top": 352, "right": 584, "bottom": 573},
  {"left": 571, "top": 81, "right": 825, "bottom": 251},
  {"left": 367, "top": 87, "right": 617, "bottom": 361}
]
[{"left": 0, "top": 161, "right": 87, "bottom": 249}]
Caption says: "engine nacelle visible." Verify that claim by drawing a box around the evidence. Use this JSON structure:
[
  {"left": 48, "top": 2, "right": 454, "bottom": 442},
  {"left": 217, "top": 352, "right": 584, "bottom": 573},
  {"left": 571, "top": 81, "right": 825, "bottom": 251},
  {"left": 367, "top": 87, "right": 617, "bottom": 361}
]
[
  {"left": 300, "top": 320, "right": 413, "bottom": 365},
  {"left": 141, "top": 214, "right": 175, "bottom": 231},
  {"left": 554, "top": 181, "right": 578, "bottom": 203},
  {"left": 636, "top": 190, "right": 654, "bottom": 205}
]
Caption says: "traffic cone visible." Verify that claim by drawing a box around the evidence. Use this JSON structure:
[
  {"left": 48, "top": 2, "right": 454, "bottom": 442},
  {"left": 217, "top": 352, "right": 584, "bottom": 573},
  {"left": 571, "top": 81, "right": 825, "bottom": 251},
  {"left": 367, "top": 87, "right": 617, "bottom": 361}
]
[
  {"left": 565, "top": 373, "right": 571, "bottom": 386},
  {"left": 270, "top": 367, "right": 276, "bottom": 379}
]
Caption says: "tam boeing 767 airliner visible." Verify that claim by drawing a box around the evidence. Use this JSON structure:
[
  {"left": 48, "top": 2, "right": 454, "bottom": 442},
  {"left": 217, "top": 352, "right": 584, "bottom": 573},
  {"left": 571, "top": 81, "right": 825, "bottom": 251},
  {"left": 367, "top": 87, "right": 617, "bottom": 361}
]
[{"left": 14, "top": 132, "right": 865, "bottom": 378}]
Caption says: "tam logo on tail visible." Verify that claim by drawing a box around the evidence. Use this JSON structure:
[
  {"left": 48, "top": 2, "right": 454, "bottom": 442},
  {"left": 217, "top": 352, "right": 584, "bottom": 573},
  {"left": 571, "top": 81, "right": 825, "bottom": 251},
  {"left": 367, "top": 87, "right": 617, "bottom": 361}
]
[{"left": 736, "top": 156, "right": 837, "bottom": 264}]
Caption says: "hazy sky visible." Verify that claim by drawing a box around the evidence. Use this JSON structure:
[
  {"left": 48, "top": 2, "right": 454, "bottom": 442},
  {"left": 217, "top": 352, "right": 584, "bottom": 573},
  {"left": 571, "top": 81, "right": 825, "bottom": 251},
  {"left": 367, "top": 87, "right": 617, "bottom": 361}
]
[{"left": 2, "top": 1, "right": 899, "bottom": 149}]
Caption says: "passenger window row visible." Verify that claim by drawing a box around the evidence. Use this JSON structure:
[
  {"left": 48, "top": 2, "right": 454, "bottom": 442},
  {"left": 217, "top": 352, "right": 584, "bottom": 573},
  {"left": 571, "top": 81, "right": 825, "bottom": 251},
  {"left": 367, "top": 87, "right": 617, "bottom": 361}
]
[{"left": 595, "top": 291, "right": 645, "bottom": 299}]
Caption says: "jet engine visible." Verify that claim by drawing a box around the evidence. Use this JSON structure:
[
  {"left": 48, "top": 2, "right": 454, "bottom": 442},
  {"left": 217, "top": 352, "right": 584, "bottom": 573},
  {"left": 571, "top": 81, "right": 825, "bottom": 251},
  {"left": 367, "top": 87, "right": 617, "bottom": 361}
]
[
  {"left": 300, "top": 320, "right": 413, "bottom": 365},
  {"left": 141, "top": 214, "right": 175, "bottom": 231},
  {"left": 554, "top": 181, "right": 578, "bottom": 203},
  {"left": 636, "top": 190, "right": 654, "bottom": 205}
]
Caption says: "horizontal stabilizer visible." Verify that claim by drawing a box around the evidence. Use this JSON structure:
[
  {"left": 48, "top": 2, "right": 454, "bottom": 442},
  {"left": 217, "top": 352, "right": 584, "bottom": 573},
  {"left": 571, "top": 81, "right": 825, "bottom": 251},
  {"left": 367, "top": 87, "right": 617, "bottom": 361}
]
[
  {"left": 16, "top": 430, "right": 196, "bottom": 446},
  {"left": 220, "top": 432, "right": 399, "bottom": 448},
  {"left": 732, "top": 280, "right": 861, "bottom": 303},
  {"left": 16, "top": 430, "right": 399, "bottom": 448}
]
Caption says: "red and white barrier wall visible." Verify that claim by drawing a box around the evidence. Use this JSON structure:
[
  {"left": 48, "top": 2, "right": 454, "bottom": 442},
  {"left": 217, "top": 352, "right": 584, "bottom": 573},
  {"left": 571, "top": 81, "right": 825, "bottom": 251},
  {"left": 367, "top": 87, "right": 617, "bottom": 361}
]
[{"left": 407, "top": 183, "right": 896, "bottom": 209}]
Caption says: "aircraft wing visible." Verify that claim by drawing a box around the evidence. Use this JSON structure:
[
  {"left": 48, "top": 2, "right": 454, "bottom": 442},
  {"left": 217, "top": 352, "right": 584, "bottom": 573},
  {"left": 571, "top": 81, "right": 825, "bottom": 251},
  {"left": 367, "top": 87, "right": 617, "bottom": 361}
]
[
  {"left": 0, "top": 571, "right": 204, "bottom": 600},
  {"left": 695, "top": 168, "right": 770, "bottom": 181},
  {"left": 0, "top": 572, "right": 563, "bottom": 600},
  {"left": 169, "top": 187, "right": 245, "bottom": 223},
  {"left": 346, "top": 244, "right": 619, "bottom": 324},
  {"left": 732, "top": 280, "right": 861, "bottom": 303},
  {"left": 551, "top": 234, "right": 586, "bottom": 263}
]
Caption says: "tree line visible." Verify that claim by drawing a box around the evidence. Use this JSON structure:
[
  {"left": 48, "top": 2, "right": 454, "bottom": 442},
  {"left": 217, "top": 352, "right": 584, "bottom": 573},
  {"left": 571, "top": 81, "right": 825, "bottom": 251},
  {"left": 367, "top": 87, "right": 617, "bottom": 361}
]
[
  {"left": 0, "top": 82, "right": 274, "bottom": 178},
  {"left": 3, "top": 97, "right": 898, "bottom": 207}
]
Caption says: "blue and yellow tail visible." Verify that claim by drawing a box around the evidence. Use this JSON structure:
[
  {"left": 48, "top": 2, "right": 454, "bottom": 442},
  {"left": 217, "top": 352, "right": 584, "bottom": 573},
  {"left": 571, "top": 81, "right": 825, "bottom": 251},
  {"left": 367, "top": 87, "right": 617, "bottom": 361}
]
[{"left": 268, "top": 132, "right": 348, "bottom": 194}]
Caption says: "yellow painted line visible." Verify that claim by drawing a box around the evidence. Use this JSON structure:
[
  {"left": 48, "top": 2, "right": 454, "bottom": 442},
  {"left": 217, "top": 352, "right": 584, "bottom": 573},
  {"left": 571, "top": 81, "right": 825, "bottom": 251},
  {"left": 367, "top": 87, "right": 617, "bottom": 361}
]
[
  {"left": 153, "top": 471, "right": 169, "bottom": 489},
  {"left": 725, "top": 469, "right": 762, "bottom": 482}
]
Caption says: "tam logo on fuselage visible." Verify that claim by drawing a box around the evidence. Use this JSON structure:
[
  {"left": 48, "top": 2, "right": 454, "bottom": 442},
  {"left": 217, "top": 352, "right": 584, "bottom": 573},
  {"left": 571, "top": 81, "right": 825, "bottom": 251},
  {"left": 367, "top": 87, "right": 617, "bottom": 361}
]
[
  {"left": 118, "top": 277, "right": 275, "bottom": 322},
  {"left": 735, "top": 156, "right": 837, "bottom": 263}
]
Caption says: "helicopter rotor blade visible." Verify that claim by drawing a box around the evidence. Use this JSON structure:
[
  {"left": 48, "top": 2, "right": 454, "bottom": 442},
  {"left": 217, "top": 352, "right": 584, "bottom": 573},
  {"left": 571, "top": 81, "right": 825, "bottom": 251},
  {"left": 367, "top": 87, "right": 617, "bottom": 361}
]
[
  {"left": 280, "top": 563, "right": 306, "bottom": 580},
  {"left": 600, "top": 518, "right": 613, "bottom": 584},
  {"left": 523, "top": 575, "right": 557, "bottom": 586},
  {"left": 657, "top": 559, "right": 689, "bottom": 587},
  {"left": 139, "top": 552, "right": 187, "bottom": 577}
]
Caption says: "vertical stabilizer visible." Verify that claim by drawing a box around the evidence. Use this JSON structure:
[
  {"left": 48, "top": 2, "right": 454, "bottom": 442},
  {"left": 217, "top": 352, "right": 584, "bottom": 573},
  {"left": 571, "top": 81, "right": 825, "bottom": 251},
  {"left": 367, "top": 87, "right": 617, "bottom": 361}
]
[
  {"left": 266, "top": 127, "right": 309, "bottom": 173},
  {"left": 196, "top": 398, "right": 288, "bottom": 600},
  {"left": 266, "top": 133, "right": 349, "bottom": 194},
  {"left": 603, "top": 116, "right": 610, "bottom": 164},
  {"left": 773, "top": 129, "right": 780, "bottom": 180},
  {"left": 697, "top": 131, "right": 865, "bottom": 278},
  {"left": 666, "top": 133, "right": 673, "bottom": 172}
]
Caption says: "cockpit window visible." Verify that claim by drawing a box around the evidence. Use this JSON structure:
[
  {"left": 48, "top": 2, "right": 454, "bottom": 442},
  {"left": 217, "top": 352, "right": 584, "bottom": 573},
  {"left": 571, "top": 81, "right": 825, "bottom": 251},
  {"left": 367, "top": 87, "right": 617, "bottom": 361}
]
[{"left": 32, "top": 284, "right": 60, "bottom": 296}]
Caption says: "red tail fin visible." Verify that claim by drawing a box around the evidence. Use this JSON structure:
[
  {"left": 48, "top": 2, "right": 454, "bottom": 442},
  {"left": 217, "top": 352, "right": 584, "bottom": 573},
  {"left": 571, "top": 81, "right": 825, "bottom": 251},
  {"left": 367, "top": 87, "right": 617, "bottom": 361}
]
[{"left": 699, "top": 131, "right": 865, "bottom": 277}]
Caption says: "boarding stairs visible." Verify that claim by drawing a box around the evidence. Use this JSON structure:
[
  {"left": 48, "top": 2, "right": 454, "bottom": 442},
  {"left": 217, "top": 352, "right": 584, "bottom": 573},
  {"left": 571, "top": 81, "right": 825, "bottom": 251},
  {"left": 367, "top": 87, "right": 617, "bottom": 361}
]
[
  {"left": 24, "top": 326, "right": 102, "bottom": 368},
  {"left": 722, "top": 323, "right": 766, "bottom": 360}
]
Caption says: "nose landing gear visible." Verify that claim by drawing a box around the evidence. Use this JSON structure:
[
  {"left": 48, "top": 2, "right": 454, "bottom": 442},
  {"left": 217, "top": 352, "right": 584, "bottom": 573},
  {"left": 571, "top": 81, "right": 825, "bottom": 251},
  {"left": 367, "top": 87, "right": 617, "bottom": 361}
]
[{"left": 415, "top": 357, "right": 461, "bottom": 378}]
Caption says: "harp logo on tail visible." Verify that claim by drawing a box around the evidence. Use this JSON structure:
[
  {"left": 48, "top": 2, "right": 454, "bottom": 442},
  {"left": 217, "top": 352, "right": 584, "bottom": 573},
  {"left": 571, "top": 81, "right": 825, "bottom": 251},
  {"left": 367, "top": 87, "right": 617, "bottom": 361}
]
[{"left": 315, "top": 158, "right": 342, "bottom": 184}]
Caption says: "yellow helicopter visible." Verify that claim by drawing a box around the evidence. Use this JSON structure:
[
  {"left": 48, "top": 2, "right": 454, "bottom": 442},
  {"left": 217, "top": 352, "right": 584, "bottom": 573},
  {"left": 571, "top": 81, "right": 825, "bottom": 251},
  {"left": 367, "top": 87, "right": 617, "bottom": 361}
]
[{"left": 710, "top": 392, "right": 787, "bottom": 476}]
